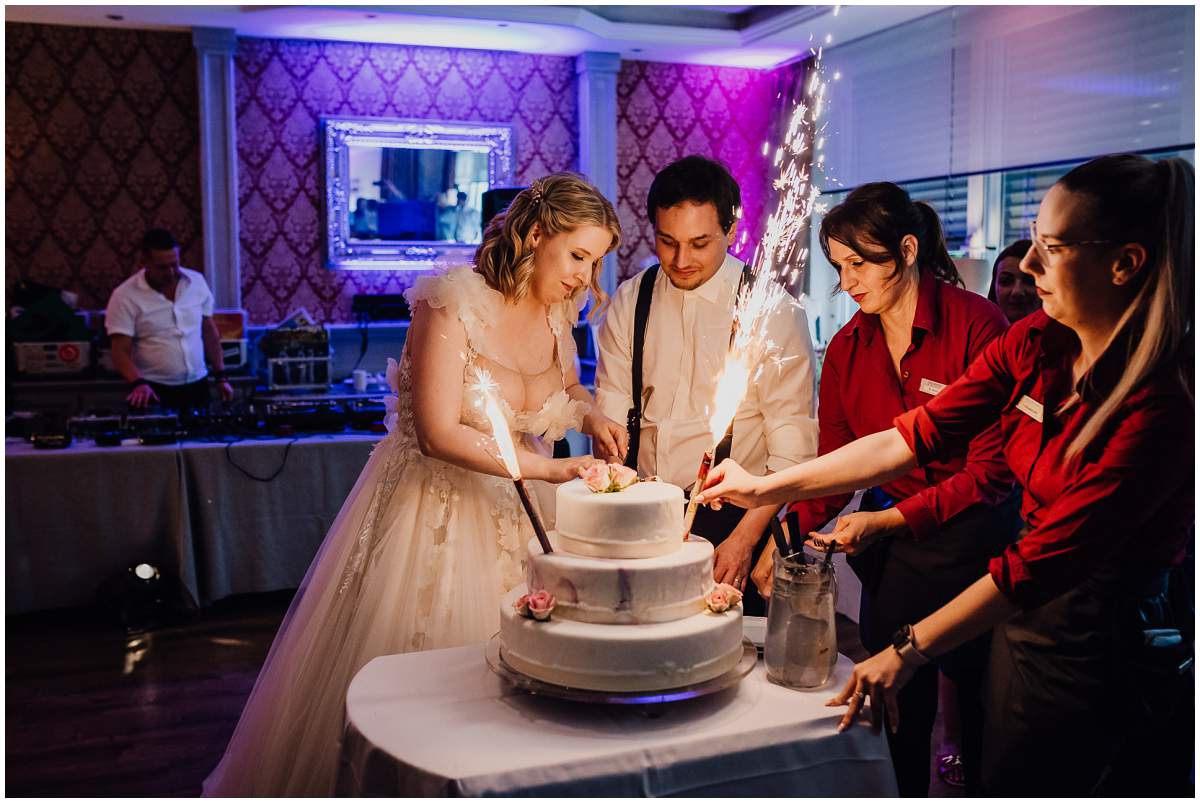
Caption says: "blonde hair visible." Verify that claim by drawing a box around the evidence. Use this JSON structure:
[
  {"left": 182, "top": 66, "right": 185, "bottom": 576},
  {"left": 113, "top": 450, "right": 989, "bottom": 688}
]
[
  {"left": 1058, "top": 154, "right": 1194, "bottom": 460},
  {"left": 474, "top": 173, "right": 621, "bottom": 319}
]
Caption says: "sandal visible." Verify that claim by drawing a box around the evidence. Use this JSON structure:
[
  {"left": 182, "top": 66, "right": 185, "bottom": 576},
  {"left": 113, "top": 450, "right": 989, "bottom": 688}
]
[{"left": 937, "top": 753, "right": 966, "bottom": 788}]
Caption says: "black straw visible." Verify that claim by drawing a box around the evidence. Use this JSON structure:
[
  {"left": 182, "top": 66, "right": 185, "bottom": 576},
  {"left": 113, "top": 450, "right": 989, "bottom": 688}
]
[{"left": 769, "top": 516, "right": 791, "bottom": 558}]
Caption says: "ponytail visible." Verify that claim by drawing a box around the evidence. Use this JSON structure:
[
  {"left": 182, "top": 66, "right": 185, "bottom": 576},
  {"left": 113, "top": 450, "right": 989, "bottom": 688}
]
[
  {"left": 1055, "top": 154, "right": 1194, "bottom": 459},
  {"left": 820, "top": 182, "right": 963, "bottom": 289},
  {"left": 912, "top": 201, "right": 963, "bottom": 286}
]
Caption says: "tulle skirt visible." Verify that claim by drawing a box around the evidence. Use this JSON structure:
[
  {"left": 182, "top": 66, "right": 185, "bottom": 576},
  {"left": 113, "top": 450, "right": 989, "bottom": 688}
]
[{"left": 202, "top": 433, "right": 539, "bottom": 796}]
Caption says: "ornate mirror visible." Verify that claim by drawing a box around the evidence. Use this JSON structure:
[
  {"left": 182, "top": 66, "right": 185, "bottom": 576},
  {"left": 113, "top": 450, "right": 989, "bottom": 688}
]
[{"left": 322, "top": 117, "right": 516, "bottom": 270}]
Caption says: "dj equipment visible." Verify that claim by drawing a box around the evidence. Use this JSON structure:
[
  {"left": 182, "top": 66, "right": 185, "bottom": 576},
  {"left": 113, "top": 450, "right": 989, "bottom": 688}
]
[
  {"left": 343, "top": 398, "right": 388, "bottom": 431},
  {"left": 261, "top": 399, "right": 347, "bottom": 433},
  {"left": 31, "top": 432, "right": 72, "bottom": 449}
]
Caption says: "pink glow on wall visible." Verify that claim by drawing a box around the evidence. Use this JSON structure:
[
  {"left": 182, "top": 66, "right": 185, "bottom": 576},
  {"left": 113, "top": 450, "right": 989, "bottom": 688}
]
[{"left": 615, "top": 59, "right": 803, "bottom": 284}]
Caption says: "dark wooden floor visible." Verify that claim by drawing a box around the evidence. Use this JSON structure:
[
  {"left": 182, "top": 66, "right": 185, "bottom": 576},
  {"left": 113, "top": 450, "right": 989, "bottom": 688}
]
[
  {"left": 6, "top": 591, "right": 290, "bottom": 797},
  {"left": 7, "top": 595, "right": 958, "bottom": 797}
]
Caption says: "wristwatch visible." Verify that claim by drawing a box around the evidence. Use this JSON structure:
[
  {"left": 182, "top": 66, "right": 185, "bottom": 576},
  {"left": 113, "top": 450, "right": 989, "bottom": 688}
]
[{"left": 891, "top": 624, "right": 931, "bottom": 668}]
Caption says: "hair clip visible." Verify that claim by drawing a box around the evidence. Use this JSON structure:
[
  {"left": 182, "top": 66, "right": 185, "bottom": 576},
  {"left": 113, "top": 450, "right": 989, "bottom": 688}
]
[{"left": 529, "top": 184, "right": 543, "bottom": 207}]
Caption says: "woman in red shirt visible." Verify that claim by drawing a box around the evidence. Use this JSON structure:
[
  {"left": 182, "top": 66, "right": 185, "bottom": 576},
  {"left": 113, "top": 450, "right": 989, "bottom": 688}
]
[
  {"left": 988, "top": 238, "right": 1039, "bottom": 323},
  {"left": 780, "top": 182, "right": 1020, "bottom": 795},
  {"left": 698, "top": 153, "right": 1193, "bottom": 795}
]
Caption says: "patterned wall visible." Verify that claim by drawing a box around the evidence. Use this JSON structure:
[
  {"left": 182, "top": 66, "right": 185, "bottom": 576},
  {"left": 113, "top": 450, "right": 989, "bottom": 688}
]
[
  {"left": 615, "top": 59, "right": 803, "bottom": 283},
  {"left": 5, "top": 23, "right": 203, "bottom": 310},
  {"left": 236, "top": 38, "right": 579, "bottom": 324}
]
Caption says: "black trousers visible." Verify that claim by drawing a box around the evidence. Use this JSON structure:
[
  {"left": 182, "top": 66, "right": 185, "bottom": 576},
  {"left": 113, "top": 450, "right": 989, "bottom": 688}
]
[
  {"left": 851, "top": 490, "right": 1022, "bottom": 797},
  {"left": 146, "top": 378, "right": 211, "bottom": 412},
  {"left": 982, "top": 562, "right": 1192, "bottom": 796},
  {"left": 692, "top": 502, "right": 769, "bottom": 616}
]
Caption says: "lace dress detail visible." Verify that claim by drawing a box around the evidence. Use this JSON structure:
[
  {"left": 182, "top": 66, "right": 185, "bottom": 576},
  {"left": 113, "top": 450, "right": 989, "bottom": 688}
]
[{"left": 203, "top": 265, "right": 584, "bottom": 797}]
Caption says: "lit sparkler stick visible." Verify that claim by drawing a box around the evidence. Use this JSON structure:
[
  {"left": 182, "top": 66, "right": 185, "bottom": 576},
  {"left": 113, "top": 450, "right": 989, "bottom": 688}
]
[
  {"left": 688, "top": 35, "right": 834, "bottom": 523},
  {"left": 476, "top": 376, "right": 554, "bottom": 554}
]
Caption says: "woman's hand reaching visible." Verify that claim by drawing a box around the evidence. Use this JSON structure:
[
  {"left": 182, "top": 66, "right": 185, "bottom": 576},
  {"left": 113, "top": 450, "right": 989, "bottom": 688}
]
[
  {"left": 692, "top": 459, "right": 769, "bottom": 510},
  {"left": 827, "top": 646, "right": 915, "bottom": 734},
  {"left": 806, "top": 508, "right": 906, "bottom": 556}
]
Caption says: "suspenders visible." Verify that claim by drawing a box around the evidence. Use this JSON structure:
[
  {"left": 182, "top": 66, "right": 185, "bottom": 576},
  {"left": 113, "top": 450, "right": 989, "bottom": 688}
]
[
  {"left": 623, "top": 263, "right": 753, "bottom": 472},
  {"left": 623, "top": 267, "right": 658, "bottom": 469}
]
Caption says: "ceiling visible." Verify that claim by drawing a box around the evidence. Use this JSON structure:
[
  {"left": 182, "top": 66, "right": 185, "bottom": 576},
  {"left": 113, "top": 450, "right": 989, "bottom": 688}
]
[{"left": 4, "top": 4, "right": 942, "bottom": 69}]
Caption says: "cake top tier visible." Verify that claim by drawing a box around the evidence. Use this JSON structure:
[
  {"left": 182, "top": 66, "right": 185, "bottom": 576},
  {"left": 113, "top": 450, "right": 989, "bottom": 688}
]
[{"left": 554, "top": 477, "right": 685, "bottom": 559}]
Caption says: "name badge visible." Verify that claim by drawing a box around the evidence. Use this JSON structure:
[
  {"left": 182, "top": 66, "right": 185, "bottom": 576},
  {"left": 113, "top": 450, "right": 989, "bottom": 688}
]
[
  {"left": 919, "top": 378, "right": 947, "bottom": 396},
  {"left": 1017, "top": 395, "right": 1044, "bottom": 423}
]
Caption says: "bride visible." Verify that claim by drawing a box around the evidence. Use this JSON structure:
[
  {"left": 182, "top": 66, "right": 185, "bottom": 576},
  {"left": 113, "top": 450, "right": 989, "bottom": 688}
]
[{"left": 203, "top": 173, "right": 627, "bottom": 796}]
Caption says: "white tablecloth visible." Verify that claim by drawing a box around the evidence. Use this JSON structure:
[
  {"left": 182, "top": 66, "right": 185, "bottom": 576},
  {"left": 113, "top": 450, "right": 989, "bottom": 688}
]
[{"left": 336, "top": 638, "right": 897, "bottom": 797}]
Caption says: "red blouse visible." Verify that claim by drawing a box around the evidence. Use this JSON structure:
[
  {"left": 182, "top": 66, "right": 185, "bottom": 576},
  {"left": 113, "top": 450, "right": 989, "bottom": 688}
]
[
  {"left": 792, "top": 271, "right": 1016, "bottom": 540},
  {"left": 896, "top": 311, "right": 1193, "bottom": 609}
]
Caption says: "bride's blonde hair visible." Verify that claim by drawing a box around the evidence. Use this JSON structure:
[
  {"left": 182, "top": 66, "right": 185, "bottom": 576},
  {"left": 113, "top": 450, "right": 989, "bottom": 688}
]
[{"left": 474, "top": 173, "right": 620, "bottom": 318}]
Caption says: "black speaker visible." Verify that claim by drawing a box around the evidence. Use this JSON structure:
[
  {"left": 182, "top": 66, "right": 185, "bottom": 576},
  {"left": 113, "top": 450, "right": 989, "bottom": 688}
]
[{"left": 481, "top": 187, "right": 526, "bottom": 230}]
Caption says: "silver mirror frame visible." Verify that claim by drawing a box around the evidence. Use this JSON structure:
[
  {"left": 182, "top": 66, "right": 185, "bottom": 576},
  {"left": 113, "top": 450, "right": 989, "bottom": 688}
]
[{"left": 322, "top": 116, "right": 515, "bottom": 270}]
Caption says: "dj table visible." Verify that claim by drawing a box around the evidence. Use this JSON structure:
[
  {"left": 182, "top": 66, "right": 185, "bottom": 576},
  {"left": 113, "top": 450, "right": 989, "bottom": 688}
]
[{"left": 5, "top": 434, "right": 379, "bottom": 615}]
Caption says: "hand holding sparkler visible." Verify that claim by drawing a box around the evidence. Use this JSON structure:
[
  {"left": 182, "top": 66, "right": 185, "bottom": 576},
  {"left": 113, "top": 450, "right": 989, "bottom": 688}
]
[{"left": 692, "top": 457, "right": 771, "bottom": 512}]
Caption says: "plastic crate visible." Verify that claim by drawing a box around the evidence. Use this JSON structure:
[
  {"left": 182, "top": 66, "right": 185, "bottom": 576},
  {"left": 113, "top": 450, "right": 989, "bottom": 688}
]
[{"left": 13, "top": 341, "right": 92, "bottom": 374}]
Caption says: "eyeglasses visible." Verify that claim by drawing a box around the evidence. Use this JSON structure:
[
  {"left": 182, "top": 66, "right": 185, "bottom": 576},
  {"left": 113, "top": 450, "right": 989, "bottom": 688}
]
[{"left": 1028, "top": 221, "right": 1116, "bottom": 263}]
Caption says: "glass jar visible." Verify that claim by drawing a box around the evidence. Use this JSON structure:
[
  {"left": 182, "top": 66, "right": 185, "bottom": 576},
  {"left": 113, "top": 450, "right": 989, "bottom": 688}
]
[{"left": 764, "top": 551, "right": 837, "bottom": 689}]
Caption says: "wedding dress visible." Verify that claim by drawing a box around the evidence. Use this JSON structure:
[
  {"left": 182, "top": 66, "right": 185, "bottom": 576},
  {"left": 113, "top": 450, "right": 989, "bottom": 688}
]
[{"left": 203, "top": 266, "right": 585, "bottom": 796}]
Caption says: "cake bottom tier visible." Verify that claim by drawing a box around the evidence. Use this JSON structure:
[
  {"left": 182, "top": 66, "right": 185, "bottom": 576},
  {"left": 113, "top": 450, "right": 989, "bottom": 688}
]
[{"left": 499, "top": 586, "right": 744, "bottom": 692}]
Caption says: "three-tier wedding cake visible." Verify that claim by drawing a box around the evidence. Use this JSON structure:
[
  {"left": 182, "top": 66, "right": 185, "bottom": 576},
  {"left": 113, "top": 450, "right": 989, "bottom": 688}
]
[{"left": 498, "top": 467, "right": 744, "bottom": 692}]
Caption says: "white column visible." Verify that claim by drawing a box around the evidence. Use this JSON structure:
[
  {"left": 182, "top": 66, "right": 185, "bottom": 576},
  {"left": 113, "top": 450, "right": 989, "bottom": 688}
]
[
  {"left": 576, "top": 51, "right": 621, "bottom": 300},
  {"left": 192, "top": 27, "right": 241, "bottom": 309}
]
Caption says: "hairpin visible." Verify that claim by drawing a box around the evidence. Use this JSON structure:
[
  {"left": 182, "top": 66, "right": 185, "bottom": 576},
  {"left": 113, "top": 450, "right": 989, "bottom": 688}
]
[{"left": 529, "top": 184, "right": 543, "bottom": 207}]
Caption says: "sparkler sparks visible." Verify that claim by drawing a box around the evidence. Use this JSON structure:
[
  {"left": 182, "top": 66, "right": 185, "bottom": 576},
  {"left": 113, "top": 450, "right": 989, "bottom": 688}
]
[
  {"left": 474, "top": 372, "right": 554, "bottom": 554},
  {"left": 698, "top": 24, "right": 834, "bottom": 467},
  {"left": 474, "top": 373, "right": 522, "bottom": 480}
]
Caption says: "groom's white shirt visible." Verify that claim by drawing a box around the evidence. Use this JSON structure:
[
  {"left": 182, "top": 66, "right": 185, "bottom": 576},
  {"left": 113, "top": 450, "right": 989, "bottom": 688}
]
[{"left": 595, "top": 252, "right": 819, "bottom": 490}]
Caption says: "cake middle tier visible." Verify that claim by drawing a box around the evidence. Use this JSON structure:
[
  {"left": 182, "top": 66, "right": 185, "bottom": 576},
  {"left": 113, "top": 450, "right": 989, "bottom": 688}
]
[
  {"left": 527, "top": 534, "right": 715, "bottom": 624},
  {"left": 500, "top": 585, "right": 745, "bottom": 692},
  {"left": 554, "top": 478, "right": 684, "bottom": 558}
]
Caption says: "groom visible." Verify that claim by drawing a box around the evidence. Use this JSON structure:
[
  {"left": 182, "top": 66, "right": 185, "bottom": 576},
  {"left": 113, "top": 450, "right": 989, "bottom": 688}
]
[{"left": 594, "top": 155, "right": 819, "bottom": 616}]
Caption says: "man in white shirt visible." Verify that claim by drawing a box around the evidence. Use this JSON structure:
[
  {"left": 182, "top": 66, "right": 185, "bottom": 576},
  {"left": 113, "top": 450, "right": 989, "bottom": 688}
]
[
  {"left": 105, "top": 228, "right": 233, "bottom": 410},
  {"left": 595, "top": 156, "right": 819, "bottom": 614}
]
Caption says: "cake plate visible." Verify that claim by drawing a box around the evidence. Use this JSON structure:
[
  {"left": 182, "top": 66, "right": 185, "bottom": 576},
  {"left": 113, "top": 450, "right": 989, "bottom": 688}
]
[{"left": 486, "top": 634, "right": 758, "bottom": 705}]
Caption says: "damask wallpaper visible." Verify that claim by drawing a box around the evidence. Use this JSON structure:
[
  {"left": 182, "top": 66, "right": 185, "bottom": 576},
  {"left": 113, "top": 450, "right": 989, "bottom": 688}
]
[
  {"left": 5, "top": 23, "right": 203, "bottom": 311},
  {"left": 236, "top": 38, "right": 579, "bottom": 324},
  {"left": 615, "top": 59, "right": 804, "bottom": 284},
  {"left": 6, "top": 22, "right": 803, "bottom": 322}
]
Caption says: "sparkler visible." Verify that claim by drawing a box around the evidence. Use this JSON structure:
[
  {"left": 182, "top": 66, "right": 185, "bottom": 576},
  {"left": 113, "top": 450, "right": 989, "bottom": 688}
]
[
  {"left": 476, "top": 375, "right": 554, "bottom": 554},
  {"left": 686, "top": 33, "right": 834, "bottom": 526}
]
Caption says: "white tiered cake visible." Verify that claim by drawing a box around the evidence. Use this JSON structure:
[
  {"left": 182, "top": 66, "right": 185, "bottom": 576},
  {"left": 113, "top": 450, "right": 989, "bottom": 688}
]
[{"left": 498, "top": 475, "right": 744, "bottom": 692}]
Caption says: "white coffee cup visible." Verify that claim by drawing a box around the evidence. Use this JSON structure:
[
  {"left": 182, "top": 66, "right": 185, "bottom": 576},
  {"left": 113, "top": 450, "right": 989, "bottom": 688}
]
[{"left": 352, "top": 369, "right": 368, "bottom": 392}]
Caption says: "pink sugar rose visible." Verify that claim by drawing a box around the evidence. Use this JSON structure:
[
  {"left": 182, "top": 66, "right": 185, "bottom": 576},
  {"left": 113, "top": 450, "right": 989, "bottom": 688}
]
[
  {"left": 582, "top": 462, "right": 611, "bottom": 493},
  {"left": 526, "top": 590, "right": 556, "bottom": 621},
  {"left": 705, "top": 586, "right": 731, "bottom": 613},
  {"left": 512, "top": 594, "right": 531, "bottom": 617},
  {"left": 717, "top": 582, "right": 743, "bottom": 607},
  {"left": 609, "top": 463, "right": 639, "bottom": 491},
  {"left": 705, "top": 583, "right": 743, "bottom": 613}
]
